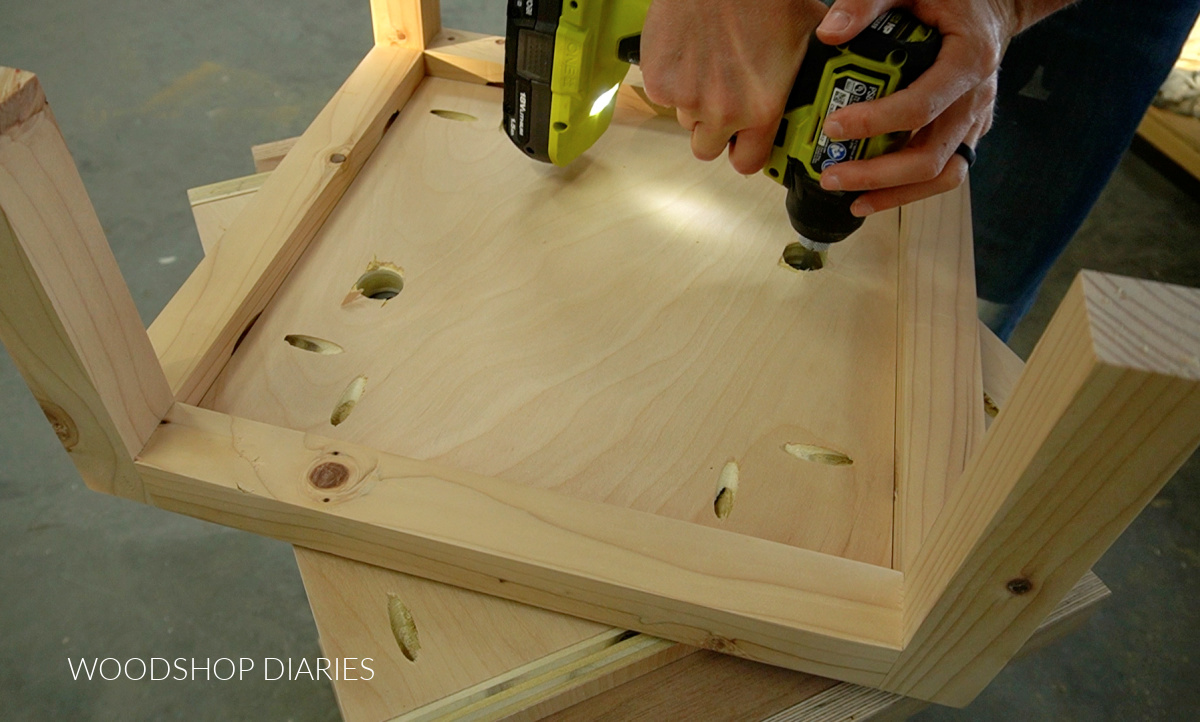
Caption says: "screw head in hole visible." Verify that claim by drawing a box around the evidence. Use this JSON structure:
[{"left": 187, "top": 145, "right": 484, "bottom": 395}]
[{"left": 1006, "top": 578, "right": 1033, "bottom": 595}]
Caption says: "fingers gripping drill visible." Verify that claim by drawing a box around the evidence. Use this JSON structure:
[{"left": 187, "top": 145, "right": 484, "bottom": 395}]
[{"left": 502, "top": 1, "right": 940, "bottom": 269}]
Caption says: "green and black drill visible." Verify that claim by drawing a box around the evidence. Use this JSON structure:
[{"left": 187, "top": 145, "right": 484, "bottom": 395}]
[{"left": 503, "top": 1, "right": 941, "bottom": 269}]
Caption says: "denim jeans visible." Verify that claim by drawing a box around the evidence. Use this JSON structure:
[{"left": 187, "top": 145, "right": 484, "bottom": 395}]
[{"left": 971, "top": 0, "right": 1200, "bottom": 339}]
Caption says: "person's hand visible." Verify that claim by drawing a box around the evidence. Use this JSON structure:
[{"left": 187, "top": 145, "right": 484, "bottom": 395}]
[
  {"left": 814, "top": 0, "right": 1072, "bottom": 216},
  {"left": 640, "top": 0, "right": 829, "bottom": 175}
]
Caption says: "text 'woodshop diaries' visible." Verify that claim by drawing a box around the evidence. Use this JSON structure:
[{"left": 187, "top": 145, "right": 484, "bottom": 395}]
[{"left": 67, "top": 656, "right": 377, "bottom": 682}]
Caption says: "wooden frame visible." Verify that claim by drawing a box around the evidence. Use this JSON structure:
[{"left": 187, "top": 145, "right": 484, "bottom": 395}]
[
  {"left": 3, "top": 2, "right": 1199, "bottom": 709},
  {"left": 188, "top": 158, "right": 1109, "bottom": 721}
]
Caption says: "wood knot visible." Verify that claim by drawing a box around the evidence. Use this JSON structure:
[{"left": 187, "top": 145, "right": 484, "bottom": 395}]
[
  {"left": 39, "top": 400, "right": 78, "bottom": 451},
  {"left": 309, "top": 461, "right": 350, "bottom": 489},
  {"left": 1006, "top": 578, "right": 1033, "bottom": 595},
  {"left": 703, "top": 635, "right": 737, "bottom": 653}
]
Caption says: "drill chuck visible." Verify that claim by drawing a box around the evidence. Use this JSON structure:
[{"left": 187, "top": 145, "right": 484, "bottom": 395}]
[{"left": 784, "top": 168, "right": 864, "bottom": 249}]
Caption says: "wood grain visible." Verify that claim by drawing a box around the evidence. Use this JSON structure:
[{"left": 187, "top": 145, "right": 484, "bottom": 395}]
[
  {"left": 398, "top": 633, "right": 690, "bottom": 722},
  {"left": 372, "top": 0, "right": 443, "bottom": 48},
  {"left": 187, "top": 173, "right": 269, "bottom": 254},
  {"left": 186, "top": 151, "right": 664, "bottom": 722},
  {"left": 978, "top": 324, "right": 1022, "bottom": 428},
  {"left": 425, "top": 28, "right": 506, "bottom": 85},
  {"left": 889, "top": 271, "right": 1200, "bottom": 705},
  {"left": 179, "top": 158, "right": 1097, "bottom": 719},
  {"left": 893, "top": 187, "right": 985, "bottom": 571},
  {"left": 297, "top": 548, "right": 621, "bottom": 721},
  {"left": 757, "top": 571, "right": 1108, "bottom": 722},
  {"left": 543, "top": 651, "right": 839, "bottom": 722},
  {"left": 136, "top": 401, "right": 905, "bottom": 685},
  {"left": 147, "top": 45, "right": 425, "bottom": 403},
  {"left": 251, "top": 138, "right": 298, "bottom": 173},
  {"left": 0, "top": 68, "right": 172, "bottom": 500},
  {"left": 203, "top": 77, "right": 902, "bottom": 565},
  {"left": 1137, "top": 105, "right": 1200, "bottom": 181},
  {"left": 542, "top": 571, "right": 1106, "bottom": 722}
]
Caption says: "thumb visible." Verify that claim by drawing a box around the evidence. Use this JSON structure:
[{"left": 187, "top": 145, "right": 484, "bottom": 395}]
[{"left": 816, "top": 0, "right": 894, "bottom": 45}]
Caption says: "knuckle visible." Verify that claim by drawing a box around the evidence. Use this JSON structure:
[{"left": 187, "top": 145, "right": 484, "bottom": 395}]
[
  {"left": 952, "top": 160, "right": 969, "bottom": 184},
  {"left": 942, "top": 159, "right": 969, "bottom": 188},
  {"left": 916, "top": 155, "right": 943, "bottom": 182},
  {"left": 711, "top": 100, "right": 742, "bottom": 128},
  {"left": 746, "top": 106, "right": 778, "bottom": 131},
  {"left": 983, "top": 46, "right": 1004, "bottom": 75},
  {"left": 672, "top": 90, "right": 701, "bottom": 113},
  {"left": 638, "top": 71, "right": 669, "bottom": 105},
  {"left": 978, "top": 80, "right": 998, "bottom": 106}
]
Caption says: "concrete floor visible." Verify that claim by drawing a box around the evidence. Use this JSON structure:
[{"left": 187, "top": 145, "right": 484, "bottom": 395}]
[{"left": 1, "top": 2, "right": 1197, "bottom": 719}]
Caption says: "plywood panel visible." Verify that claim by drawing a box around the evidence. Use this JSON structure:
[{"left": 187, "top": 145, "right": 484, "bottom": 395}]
[{"left": 203, "top": 77, "right": 901, "bottom": 565}]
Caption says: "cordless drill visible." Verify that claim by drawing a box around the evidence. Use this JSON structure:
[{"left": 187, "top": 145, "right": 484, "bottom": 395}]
[{"left": 503, "top": 2, "right": 941, "bottom": 269}]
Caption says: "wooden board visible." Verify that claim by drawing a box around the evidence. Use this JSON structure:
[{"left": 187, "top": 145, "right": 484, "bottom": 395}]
[
  {"left": 148, "top": 43, "right": 426, "bottom": 404},
  {"left": 0, "top": 68, "right": 173, "bottom": 502},
  {"left": 202, "top": 77, "right": 903, "bottom": 565},
  {"left": 1138, "top": 105, "right": 1200, "bottom": 181},
  {"left": 890, "top": 271, "right": 1200, "bottom": 704}
]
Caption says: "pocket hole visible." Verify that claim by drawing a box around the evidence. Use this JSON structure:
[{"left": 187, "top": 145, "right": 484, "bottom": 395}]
[
  {"left": 232, "top": 312, "right": 263, "bottom": 354},
  {"left": 331, "top": 375, "right": 367, "bottom": 426},
  {"left": 355, "top": 262, "right": 405, "bottom": 300},
  {"left": 783, "top": 443, "right": 853, "bottom": 466},
  {"left": 387, "top": 594, "right": 421, "bottom": 662},
  {"left": 983, "top": 392, "right": 999, "bottom": 418},
  {"left": 781, "top": 242, "right": 825, "bottom": 272},
  {"left": 430, "top": 109, "right": 478, "bottom": 122},
  {"left": 284, "top": 334, "right": 344, "bottom": 355},
  {"left": 713, "top": 460, "right": 739, "bottom": 519}
]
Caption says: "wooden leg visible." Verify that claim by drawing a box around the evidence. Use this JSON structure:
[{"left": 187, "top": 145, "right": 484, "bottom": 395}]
[
  {"left": 891, "top": 272, "right": 1200, "bottom": 705},
  {"left": 0, "top": 68, "right": 172, "bottom": 500},
  {"left": 371, "top": 0, "right": 442, "bottom": 48}
]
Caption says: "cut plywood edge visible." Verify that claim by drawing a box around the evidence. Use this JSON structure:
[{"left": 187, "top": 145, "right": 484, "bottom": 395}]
[
  {"left": 188, "top": 173, "right": 271, "bottom": 255},
  {"left": 299, "top": 545, "right": 690, "bottom": 721},
  {"left": 252, "top": 138, "right": 299, "bottom": 173}
]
